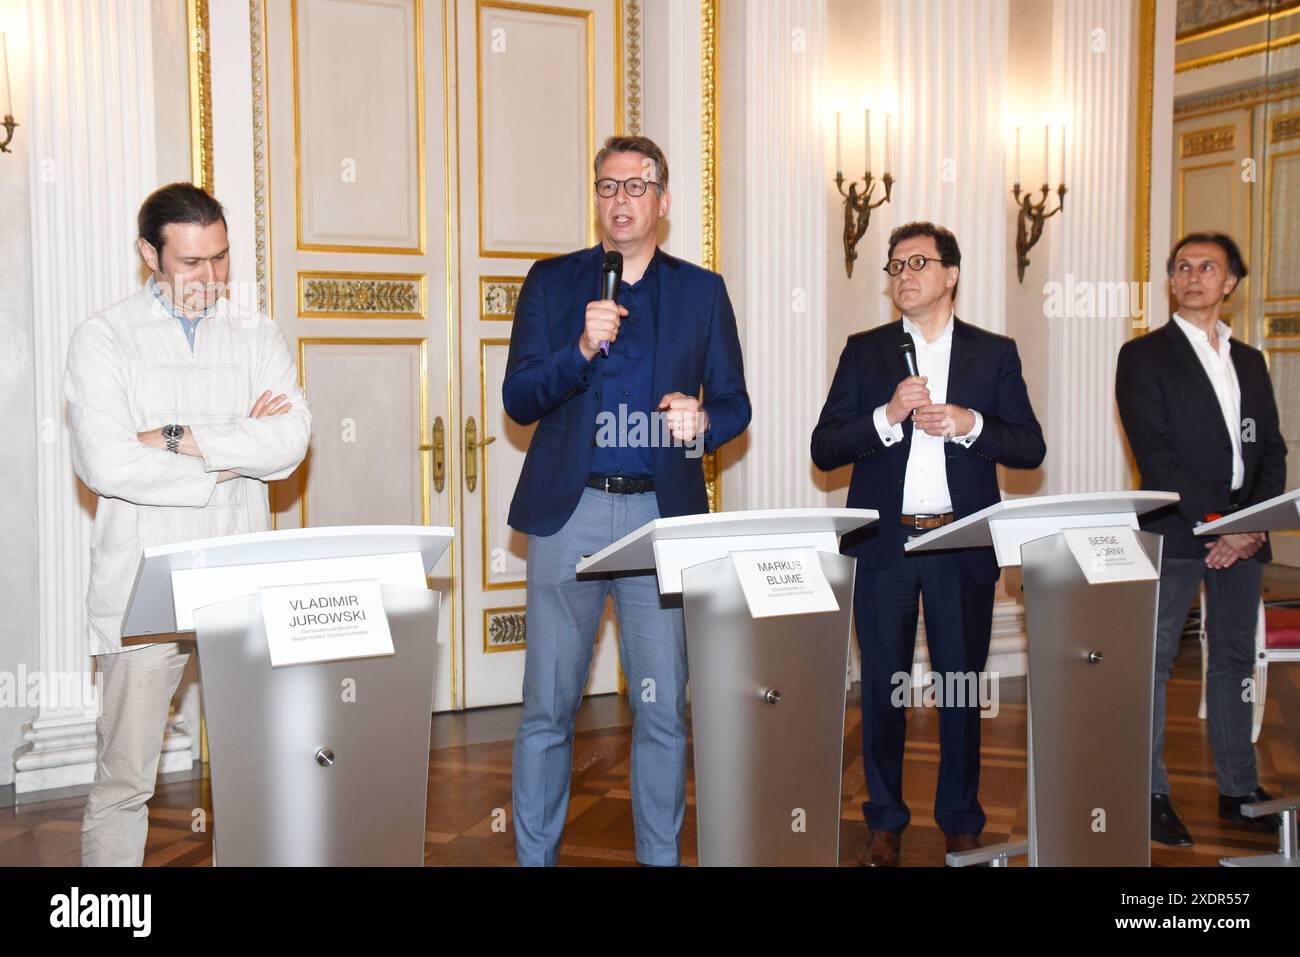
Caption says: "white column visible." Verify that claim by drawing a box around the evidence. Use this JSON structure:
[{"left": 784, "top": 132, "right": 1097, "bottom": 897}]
[
  {"left": 721, "top": 0, "right": 827, "bottom": 510},
  {"left": 15, "top": 0, "right": 191, "bottom": 793},
  {"left": 641, "top": 0, "right": 703, "bottom": 267},
  {"left": 883, "top": 0, "right": 1009, "bottom": 334},
  {"left": 1045, "top": 0, "right": 1133, "bottom": 495}
]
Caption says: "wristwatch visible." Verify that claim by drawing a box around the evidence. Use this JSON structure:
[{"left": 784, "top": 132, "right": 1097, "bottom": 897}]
[{"left": 162, "top": 423, "right": 184, "bottom": 454}]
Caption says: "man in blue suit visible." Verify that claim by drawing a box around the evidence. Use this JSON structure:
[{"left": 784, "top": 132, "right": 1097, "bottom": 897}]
[
  {"left": 811, "top": 221, "right": 1045, "bottom": 866},
  {"left": 503, "top": 135, "right": 750, "bottom": 866}
]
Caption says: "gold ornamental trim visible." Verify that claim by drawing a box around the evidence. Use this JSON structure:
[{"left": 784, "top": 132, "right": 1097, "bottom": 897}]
[
  {"left": 297, "top": 272, "right": 427, "bottom": 319},
  {"left": 187, "top": 0, "right": 214, "bottom": 193},
  {"left": 1180, "top": 125, "right": 1235, "bottom": 158}
]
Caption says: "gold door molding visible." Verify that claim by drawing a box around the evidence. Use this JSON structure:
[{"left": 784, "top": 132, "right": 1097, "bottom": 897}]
[{"left": 291, "top": 0, "right": 428, "bottom": 254}]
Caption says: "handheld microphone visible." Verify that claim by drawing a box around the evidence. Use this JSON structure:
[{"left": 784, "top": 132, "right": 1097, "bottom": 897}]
[
  {"left": 898, "top": 334, "right": 919, "bottom": 378},
  {"left": 599, "top": 250, "right": 623, "bottom": 358}
]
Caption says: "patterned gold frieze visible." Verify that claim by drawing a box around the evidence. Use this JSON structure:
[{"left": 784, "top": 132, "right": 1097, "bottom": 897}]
[
  {"left": 298, "top": 272, "right": 425, "bottom": 319},
  {"left": 485, "top": 608, "right": 526, "bottom": 653},
  {"left": 481, "top": 277, "right": 524, "bottom": 319},
  {"left": 1181, "top": 125, "right": 1235, "bottom": 157}
]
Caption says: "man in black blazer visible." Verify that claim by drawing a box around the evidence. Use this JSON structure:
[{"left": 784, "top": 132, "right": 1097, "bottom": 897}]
[
  {"left": 812, "top": 221, "right": 1045, "bottom": 866},
  {"left": 1116, "top": 232, "right": 1286, "bottom": 847}
]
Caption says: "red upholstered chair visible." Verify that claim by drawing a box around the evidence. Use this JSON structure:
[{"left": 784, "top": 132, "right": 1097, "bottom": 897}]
[{"left": 1198, "top": 595, "right": 1300, "bottom": 742}]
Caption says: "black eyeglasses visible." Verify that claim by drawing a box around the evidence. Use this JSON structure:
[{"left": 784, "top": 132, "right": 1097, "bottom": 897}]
[
  {"left": 883, "top": 254, "right": 949, "bottom": 277},
  {"left": 595, "top": 177, "right": 662, "bottom": 198}
]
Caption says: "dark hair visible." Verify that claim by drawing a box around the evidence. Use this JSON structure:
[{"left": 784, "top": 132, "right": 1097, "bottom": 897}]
[
  {"left": 137, "top": 182, "right": 227, "bottom": 254},
  {"left": 1166, "top": 231, "right": 1248, "bottom": 283},
  {"left": 887, "top": 221, "right": 961, "bottom": 296},
  {"left": 887, "top": 220, "right": 962, "bottom": 266},
  {"left": 594, "top": 135, "right": 669, "bottom": 190}
]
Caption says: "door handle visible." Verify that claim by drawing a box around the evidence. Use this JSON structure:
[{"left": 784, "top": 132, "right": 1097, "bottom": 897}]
[
  {"left": 465, "top": 416, "right": 496, "bottom": 493},
  {"left": 418, "top": 416, "right": 445, "bottom": 494}
]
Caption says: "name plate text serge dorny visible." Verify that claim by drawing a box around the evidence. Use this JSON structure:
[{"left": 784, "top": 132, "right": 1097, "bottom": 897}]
[
  {"left": 259, "top": 579, "right": 394, "bottom": 667},
  {"left": 730, "top": 547, "right": 840, "bottom": 619},
  {"left": 1061, "top": 527, "right": 1158, "bottom": 585}
]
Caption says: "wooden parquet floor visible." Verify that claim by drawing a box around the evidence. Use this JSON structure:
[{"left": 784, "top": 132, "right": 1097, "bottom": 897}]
[{"left": 2, "top": 641, "right": 1296, "bottom": 867}]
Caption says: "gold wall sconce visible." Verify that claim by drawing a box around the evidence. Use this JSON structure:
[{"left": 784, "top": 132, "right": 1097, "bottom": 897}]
[
  {"left": 834, "top": 106, "right": 896, "bottom": 278},
  {"left": 1012, "top": 116, "right": 1067, "bottom": 282},
  {"left": 0, "top": 34, "right": 18, "bottom": 154}
]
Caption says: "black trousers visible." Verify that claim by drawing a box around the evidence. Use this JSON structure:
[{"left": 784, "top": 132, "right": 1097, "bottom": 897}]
[{"left": 853, "top": 537, "right": 996, "bottom": 835}]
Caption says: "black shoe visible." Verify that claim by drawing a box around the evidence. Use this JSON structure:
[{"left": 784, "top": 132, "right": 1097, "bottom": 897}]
[
  {"left": 1219, "top": 787, "right": 1282, "bottom": 829},
  {"left": 1151, "top": 793, "right": 1193, "bottom": 847}
]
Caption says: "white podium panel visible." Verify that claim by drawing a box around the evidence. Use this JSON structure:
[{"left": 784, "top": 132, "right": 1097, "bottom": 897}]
[
  {"left": 120, "top": 525, "right": 453, "bottom": 866},
  {"left": 576, "top": 507, "right": 877, "bottom": 594}
]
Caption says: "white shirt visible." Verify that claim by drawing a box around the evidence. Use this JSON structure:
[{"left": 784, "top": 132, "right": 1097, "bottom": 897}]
[
  {"left": 1172, "top": 313, "right": 1244, "bottom": 491},
  {"left": 871, "top": 315, "right": 983, "bottom": 514},
  {"left": 64, "top": 286, "right": 312, "bottom": 654}
]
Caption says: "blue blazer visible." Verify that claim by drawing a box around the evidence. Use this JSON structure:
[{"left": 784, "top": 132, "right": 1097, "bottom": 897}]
[
  {"left": 504, "top": 245, "right": 751, "bottom": 536},
  {"left": 810, "top": 318, "right": 1046, "bottom": 584}
]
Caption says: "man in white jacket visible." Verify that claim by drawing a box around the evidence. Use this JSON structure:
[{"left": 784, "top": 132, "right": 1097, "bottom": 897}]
[{"left": 64, "top": 183, "right": 311, "bottom": 866}]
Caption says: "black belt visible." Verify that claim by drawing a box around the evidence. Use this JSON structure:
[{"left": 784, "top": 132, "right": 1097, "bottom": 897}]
[{"left": 587, "top": 474, "right": 655, "bottom": 494}]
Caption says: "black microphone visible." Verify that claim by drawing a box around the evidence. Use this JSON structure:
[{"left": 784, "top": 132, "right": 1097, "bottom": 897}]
[
  {"left": 599, "top": 250, "right": 623, "bottom": 358},
  {"left": 898, "top": 334, "right": 919, "bottom": 378}
]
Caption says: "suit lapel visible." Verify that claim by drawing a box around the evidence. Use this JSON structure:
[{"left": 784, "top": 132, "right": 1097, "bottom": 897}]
[
  {"left": 885, "top": 320, "right": 915, "bottom": 442},
  {"left": 946, "top": 317, "right": 977, "bottom": 406},
  {"left": 653, "top": 251, "right": 685, "bottom": 403}
]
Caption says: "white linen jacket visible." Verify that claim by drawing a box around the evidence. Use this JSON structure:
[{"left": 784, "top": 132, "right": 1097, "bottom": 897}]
[{"left": 64, "top": 286, "right": 311, "bottom": 654}]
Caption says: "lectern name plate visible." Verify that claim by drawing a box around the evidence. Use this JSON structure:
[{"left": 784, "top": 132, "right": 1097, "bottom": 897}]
[
  {"left": 1061, "top": 526, "right": 1158, "bottom": 585},
  {"left": 259, "top": 578, "right": 395, "bottom": 667},
  {"left": 730, "top": 547, "right": 840, "bottom": 619}
]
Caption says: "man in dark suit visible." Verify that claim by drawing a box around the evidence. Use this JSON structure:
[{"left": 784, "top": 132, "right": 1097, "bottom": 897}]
[
  {"left": 1116, "top": 232, "right": 1286, "bottom": 847},
  {"left": 503, "top": 135, "right": 750, "bottom": 866},
  {"left": 811, "top": 221, "right": 1045, "bottom": 866}
]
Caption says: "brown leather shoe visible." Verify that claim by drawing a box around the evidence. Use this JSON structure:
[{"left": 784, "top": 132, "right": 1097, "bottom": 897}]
[
  {"left": 944, "top": 833, "right": 982, "bottom": 855},
  {"left": 856, "top": 829, "right": 901, "bottom": 867}
]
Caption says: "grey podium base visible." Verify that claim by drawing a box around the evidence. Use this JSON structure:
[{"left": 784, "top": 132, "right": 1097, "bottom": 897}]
[
  {"left": 1020, "top": 529, "right": 1162, "bottom": 867},
  {"left": 681, "top": 551, "right": 854, "bottom": 867},
  {"left": 194, "top": 583, "right": 439, "bottom": 866}
]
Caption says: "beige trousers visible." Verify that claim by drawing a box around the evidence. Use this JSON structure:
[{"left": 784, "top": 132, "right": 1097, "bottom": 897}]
[{"left": 81, "top": 641, "right": 191, "bottom": 867}]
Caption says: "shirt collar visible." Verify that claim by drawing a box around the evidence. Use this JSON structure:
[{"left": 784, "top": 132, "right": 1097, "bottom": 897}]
[
  {"left": 1172, "top": 312, "right": 1230, "bottom": 347},
  {"left": 148, "top": 275, "right": 219, "bottom": 323},
  {"left": 902, "top": 311, "right": 955, "bottom": 347}
]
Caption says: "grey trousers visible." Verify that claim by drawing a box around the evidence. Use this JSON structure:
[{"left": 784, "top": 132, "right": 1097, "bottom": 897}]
[
  {"left": 81, "top": 641, "right": 190, "bottom": 867},
  {"left": 1152, "top": 557, "right": 1262, "bottom": 797}
]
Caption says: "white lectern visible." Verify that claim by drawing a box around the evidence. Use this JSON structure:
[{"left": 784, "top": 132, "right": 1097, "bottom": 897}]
[
  {"left": 576, "top": 507, "right": 878, "bottom": 867},
  {"left": 1197, "top": 488, "right": 1300, "bottom": 868},
  {"left": 121, "top": 525, "right": 453, "bottom": 866},
  {"left": 906, "top": 491, "right": 1179, "bottom": 867}
]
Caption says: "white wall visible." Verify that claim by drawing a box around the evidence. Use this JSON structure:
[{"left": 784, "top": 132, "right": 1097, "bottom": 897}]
[{"left": 0, "top": 0, "right": 38, "bottom": 789}]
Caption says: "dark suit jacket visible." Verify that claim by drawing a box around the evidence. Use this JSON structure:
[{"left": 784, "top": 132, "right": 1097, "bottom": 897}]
[
  {"left": 811, "top": 318, "right": 1046, "bottom": 584},
  {"left": 504, "top": 244, "right": 751, "bottom": 536},
  {"left": 1116, "top": 319, "right": 1286, "bottom": 561}
]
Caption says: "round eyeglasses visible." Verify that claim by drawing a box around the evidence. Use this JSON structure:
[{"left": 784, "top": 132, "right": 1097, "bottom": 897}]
[
  {"left": 595, "top": 177, "right": 661, "bottom": 198},
  {"left": 883, "top": 254, "right": 948, "bottom": 276}
]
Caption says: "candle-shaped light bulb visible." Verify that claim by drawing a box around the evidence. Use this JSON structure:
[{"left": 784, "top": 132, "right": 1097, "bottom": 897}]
[
  {"left": 1058, "top": 123, "right": 1066, "bottom": 185},
  {"left": 1014, "top": 125, "right": 1021, "bottom": 187},
  {"left": 885, "top": 112, "right": 892, "bottom": 174},
  {"left": 0, "top": 35, "right": 11, "bottom": 119},
  {"left": 835, "top": 110, "right": 842, "bottom": 175},
  {"left": 865, "top": 108, "right": 872, "bottom": 174},
  {"left": 1042, "top": 122, "right": 1049, "bottom": 186}
]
